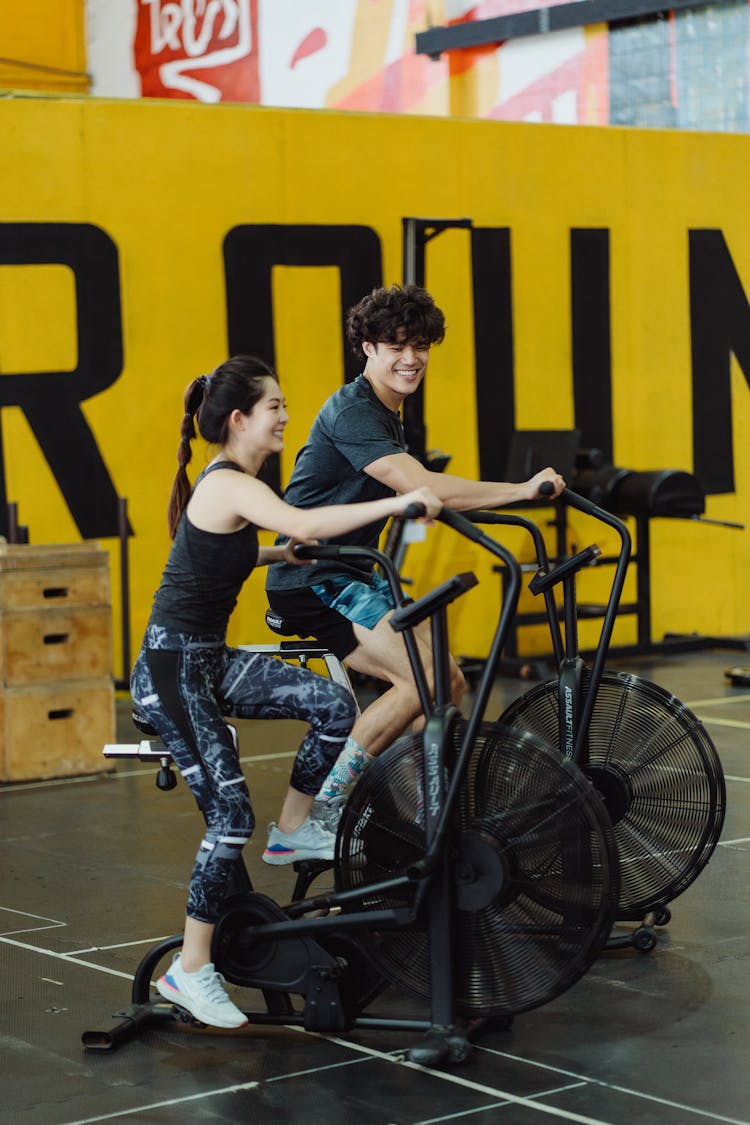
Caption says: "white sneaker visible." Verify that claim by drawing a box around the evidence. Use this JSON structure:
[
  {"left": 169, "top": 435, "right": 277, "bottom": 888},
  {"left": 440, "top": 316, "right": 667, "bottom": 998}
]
[
  {"left": 156, "top": 952, "right": 248, "bottom": 1028},
  {"left": 262, "top": 816, "right": 336, "bottom": 865}
]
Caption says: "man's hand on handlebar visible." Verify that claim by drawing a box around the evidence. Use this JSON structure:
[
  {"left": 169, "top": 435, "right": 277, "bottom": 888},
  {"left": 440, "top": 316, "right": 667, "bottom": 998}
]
[{"left": 526, "top": 468, "right": 565, "bottom": 502}]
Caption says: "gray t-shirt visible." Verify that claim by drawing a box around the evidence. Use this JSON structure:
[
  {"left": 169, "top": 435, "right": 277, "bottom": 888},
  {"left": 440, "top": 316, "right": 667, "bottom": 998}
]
[{"left": 266, "top": 375, "right": 406, "bottom": 590}]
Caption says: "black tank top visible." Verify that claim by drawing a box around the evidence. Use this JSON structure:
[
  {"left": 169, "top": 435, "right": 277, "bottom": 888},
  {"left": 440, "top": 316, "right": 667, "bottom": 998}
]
[{"left": 149, "top": 461, "right": 260, "bottom": 634}]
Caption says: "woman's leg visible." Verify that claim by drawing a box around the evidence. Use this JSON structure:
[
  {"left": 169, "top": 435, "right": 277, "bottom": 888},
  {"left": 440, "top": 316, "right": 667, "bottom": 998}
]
[
  {"left": 276, "top": 788, "right": 315, "bottom": 834},
  {"left": 220, "top": 649, "right": 357, "bottom": 860},
  {"left": 130, "top": 636, "right": 251, "bottom": 1027},
  {"left": 181, "top": 916, "right": 215, "bottom": 973},
  {"left": 220, "top": 649, "right": 357, "bottom": 811},
  {"left": 135, "top": 642, "right": 255, "bottom": 923}
]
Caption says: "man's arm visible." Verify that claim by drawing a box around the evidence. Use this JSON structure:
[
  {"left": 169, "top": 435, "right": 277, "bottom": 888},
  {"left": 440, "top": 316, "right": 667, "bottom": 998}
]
[{"left": 364, "top": 452, "right": 564, "bottom": 509}]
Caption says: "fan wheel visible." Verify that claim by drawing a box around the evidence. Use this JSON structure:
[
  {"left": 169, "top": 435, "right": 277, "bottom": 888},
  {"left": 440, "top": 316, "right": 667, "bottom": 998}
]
[
  {"left": 499, "top": 671, "right": 726, "bottom": 916},
  {"left": 336, "top": 721, "right": 618, "bottom": 1018}
]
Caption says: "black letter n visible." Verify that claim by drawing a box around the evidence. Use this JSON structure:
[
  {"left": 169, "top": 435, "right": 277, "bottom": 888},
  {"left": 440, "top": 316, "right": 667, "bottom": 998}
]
[{"left": 690, "top": 229, "right": 750, "bottom": 495}]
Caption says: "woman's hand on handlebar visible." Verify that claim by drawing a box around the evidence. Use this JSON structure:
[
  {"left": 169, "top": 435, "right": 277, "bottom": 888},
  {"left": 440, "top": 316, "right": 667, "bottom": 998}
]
[
  {"left": 525, "top": 467, "right": 565, "bottom": 501},
  {"left": 397, "top": 486, "right": 443, "bottom": 524},
  {"left": 281, "top": 536, "right": 319, "bottom": 566}
]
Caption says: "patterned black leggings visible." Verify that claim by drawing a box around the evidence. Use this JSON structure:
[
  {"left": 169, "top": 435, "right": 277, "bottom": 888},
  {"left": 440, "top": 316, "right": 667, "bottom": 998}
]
[{"left": 130, "top": 624, "right": 356, "bottom": 923}]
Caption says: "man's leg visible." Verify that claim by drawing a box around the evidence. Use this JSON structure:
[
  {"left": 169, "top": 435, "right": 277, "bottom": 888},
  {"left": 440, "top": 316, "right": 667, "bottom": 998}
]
[
  {"left": 316, "top": 612, "right": 465, "bottom": 806},
  {"left": 346, "top": 613, "right": 464, "bottom": 755}
]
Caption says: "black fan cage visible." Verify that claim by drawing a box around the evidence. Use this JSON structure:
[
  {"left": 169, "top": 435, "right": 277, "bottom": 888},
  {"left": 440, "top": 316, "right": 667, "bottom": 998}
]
[
  {"left": 500, "top": 670, "right": 726, "bottom": 917},
  {"left": 335, "top": 722, "right": 619, "bottom": 1018}
]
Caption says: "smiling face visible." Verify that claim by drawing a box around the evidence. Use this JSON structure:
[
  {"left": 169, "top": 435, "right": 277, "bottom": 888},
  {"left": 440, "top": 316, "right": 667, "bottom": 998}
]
[
  {"left": 246, "top": 377, "right": 288, "bottom": 453},
  {"left": 227, "top": 377, "right": 289, "bottom": 469},
  {"left": 362, "top": 331, "right": 431, "bottom": 411}
]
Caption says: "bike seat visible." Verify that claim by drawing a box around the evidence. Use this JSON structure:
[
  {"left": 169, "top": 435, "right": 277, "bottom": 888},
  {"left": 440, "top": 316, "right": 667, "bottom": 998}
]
[{"left": 265, "top": 608, "right": 311, "bottom": 639}]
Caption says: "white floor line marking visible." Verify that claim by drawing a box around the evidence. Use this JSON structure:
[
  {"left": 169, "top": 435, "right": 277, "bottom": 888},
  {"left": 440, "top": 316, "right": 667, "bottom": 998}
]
[
  {"left": 410, "top": 1102, "right": 511, "bottom": 1124},
  {"left": 0, "top": 935, "right": 134, "bottom": 980},
  {"left": 0, "top": 904, "right": 66, "bottom": 937},
  {"left": 106, "top": 767, "right": 167, "bottom": 780},
  {"left": 305, "top": 1034, "right": 614, "bottom": 1125},
  {"left": 65, "top": 936, "right": 174, "bottom": 955},
  {"left": 0, "top": 905, "right": 66, "bottom": 922},
  {"left": 80, "top": 748, "right": 296, "bottom": 783},
  {"left": 59, "top": 1082, "right": 260, "bottom": 1125},
  {"left": 724, "top": 775, "right": 750, "bottom": 785},
  {"left": 477, "top": 1046, "right": 750, "bottom": 1125},
  {"left": 265, "top": 1055, "right": 376, "bottom": 1083},
  {"left": 699, "top": 717, "right": 750, "bottom": 730},
  {"left": 240, "top": 750, "right": 296, "bottom": 764},
  {"left": 686, "top": 694, "right": 750, "bottom": 708},
  {"left": 0, "top": 750, "right": 297, "bottom": 792},
  {"left": 0, "top": 773, "right": 111, "bottom": 794},
  {"left": 718, "top": 836, "right": 750, "bottom": 846},
  {"left": 112, "top": 749, "right": 296, "bottom": 781},
  {"left": 412, "top": 1084, "right": 591, "bottom": 1125}
]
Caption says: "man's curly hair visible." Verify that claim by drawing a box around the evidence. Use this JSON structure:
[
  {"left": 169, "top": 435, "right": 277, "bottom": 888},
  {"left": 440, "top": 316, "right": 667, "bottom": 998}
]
[{"left": 346, "top": 284, "right": 446, "bottom": 353}]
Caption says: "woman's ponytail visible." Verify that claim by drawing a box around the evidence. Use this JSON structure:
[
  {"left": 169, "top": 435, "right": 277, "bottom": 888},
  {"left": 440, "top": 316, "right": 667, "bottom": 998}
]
[{"left": 166, "top": 377, "right": 207, "bottom": 538}]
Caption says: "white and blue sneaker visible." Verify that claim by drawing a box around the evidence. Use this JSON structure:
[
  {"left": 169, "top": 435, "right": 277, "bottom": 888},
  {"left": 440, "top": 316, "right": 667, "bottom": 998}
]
[
  {"left": 263, "top": 816, "right": 336, "bottom": 865},
  {"left": 156, "top": 952, "right": 248, "bottom": 1029}
]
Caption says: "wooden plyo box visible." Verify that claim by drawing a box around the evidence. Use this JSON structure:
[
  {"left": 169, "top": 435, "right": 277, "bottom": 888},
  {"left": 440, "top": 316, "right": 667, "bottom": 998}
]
[
  {"left": 0, "top": 679, "right": 115, "bottom": 782},
  {"left": 0, "top": 543, "right": 115, "bottom": 782}
]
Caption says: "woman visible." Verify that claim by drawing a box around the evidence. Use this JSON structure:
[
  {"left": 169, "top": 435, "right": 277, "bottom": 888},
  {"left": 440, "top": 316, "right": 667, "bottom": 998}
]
[{"left": 130, "top": 354, "right": 441, "bottom": 1030}]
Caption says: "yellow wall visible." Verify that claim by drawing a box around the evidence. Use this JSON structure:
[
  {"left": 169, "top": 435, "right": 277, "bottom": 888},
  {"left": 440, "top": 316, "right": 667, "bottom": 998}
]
[
  {"left": 1, "top": 95, "right": 748, "bottom": 679},
  {"left": 0, "top": 0, "right": 88, "bottom": 94}
]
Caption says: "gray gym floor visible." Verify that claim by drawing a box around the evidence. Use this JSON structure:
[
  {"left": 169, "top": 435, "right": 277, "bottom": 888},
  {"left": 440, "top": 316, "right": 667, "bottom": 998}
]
[{"left": 1, "top": 647, "right": 748, "bottom": 1125}]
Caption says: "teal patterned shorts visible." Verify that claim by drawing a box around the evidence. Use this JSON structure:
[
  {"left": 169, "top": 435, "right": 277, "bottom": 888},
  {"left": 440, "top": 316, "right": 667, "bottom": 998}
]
[{"left": 312, "top": 572, "right": 395, "bottom": 630}]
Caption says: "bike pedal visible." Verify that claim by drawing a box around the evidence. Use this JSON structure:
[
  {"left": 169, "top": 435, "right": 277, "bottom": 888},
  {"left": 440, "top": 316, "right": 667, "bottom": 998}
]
[
  {"left": 162, "top": 1000, "right": 207, "bottom": 1028},
  {"left": 292, "top": 858, "right": 334, "bottom": 874}
]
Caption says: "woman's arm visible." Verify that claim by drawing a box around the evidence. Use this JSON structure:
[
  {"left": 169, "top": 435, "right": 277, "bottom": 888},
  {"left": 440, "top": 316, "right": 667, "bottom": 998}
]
[
  {"left": 256, "top": 540, "right": 307, "bottom": 567},
  {"left": 188, "top": 470, "right": 441, "bottom": 540}
]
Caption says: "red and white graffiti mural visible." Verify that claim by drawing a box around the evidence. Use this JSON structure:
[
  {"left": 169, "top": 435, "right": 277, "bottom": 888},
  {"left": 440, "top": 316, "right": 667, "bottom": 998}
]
[{"left": 85, "top": 0, "right": 747, "bottom": 131}]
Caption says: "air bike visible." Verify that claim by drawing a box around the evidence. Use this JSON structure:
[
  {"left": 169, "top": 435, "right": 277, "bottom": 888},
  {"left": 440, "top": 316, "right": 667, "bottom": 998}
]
[
  {"left": 469, "top": 484, "right": 726, "bottom": 951},
  {"left": 84, "top": 500, "right": 621, "bottom": 1067}
]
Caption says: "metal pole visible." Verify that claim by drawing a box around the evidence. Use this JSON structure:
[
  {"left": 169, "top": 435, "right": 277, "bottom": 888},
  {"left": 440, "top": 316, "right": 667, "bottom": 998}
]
[{"left": 118, "top": 497, "right": 131, "bottom": 688}]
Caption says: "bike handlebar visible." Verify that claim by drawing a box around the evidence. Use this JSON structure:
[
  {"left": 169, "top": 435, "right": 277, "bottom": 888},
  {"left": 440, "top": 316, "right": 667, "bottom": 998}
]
[
  {"left": 293, "top": 543, "right": 355, "bottom": 562},
  {"left": 537, "top": 478, "right": 617, "bottom": 517},
  {"left": 292, "top": 488, "right": 629, "bottom": 569},
  {"left": 537, "top": 478, "right": 632, "bottom": 530},
  {"left": 291, "top": 504, "right": 510, "bottom": 567},
  {"left": 437, "top": 505, "right": 494, "bottom": 544},
  {"left": 292, "top": 501, "right": 427, "bottom": 566}
]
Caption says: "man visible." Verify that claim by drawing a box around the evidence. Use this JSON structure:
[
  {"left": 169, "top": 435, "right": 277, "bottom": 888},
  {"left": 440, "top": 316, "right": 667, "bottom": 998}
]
[{"left": 266, "top": 284, "right": 564, "bottom": 816}]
